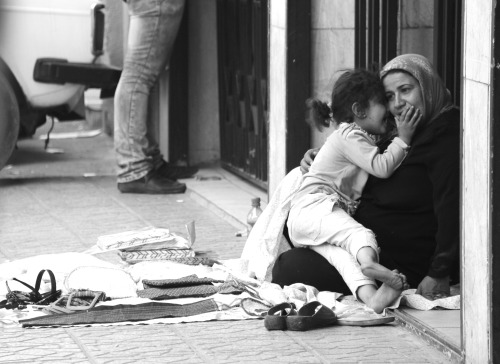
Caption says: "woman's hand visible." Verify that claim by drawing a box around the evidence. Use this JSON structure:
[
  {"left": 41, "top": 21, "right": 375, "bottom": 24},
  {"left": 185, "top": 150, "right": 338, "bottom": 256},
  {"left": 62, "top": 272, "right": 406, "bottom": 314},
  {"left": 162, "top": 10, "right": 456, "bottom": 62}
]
[
  {"left": 416, "top": 276, "right": 450, "bottom": 299},
  {"left": 396, "top": 105, "right": 422, "bottom": 145},
  {"left": 300, "top": 148, "right": 320, "bottom": 174}
]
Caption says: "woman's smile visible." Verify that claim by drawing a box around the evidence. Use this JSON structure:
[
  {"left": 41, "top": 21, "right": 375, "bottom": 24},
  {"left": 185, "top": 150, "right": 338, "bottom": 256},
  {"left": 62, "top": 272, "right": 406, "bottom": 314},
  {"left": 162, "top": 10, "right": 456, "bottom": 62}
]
[{"left": 383, "top": 71, "right": 424, "bottom": 120}]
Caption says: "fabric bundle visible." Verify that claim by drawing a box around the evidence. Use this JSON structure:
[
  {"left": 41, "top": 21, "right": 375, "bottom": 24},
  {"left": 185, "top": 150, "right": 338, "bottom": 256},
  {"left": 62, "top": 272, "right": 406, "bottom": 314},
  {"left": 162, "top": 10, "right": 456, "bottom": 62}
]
[
  {"left": 93, "top": 223, "right": 211, "bottom": 265},
  {"left": 119, "top": 248, "right": 195, "bottom": 263},
  {"left": 137, "top": 275, "right": 242, "bottom": 300}
]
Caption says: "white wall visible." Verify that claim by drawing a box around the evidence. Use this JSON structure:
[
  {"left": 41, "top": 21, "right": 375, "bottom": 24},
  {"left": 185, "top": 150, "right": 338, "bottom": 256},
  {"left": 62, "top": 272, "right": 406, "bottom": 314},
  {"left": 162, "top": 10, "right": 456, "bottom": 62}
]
[
  {"left": 268, "top": 0, "right": 288, "bottom": 194},
  {"left": 310, "top": 0, "right": 355, "bottom": 148},
  {"left": 462, "top": 0, "right": 494, "bottom": 361},
  {"left": 400, "top": 0, "right": 434, "bottom": 61},
  {"left": 188, "top": 0, "right": 220, "bottom": 165}
]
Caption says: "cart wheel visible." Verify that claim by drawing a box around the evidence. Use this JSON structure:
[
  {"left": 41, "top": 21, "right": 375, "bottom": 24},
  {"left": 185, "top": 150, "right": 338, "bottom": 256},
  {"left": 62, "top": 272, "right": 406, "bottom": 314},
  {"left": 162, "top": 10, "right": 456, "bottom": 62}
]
[{"left": 0, "top": 73, "right": 20, "bottom": 171}]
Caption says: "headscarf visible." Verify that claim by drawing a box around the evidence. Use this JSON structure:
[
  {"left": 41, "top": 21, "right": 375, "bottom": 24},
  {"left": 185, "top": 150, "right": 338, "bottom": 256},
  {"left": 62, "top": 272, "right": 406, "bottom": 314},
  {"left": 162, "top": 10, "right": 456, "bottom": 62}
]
[{"left": 380, "top": 54, "right": 454, "bottom": 125}]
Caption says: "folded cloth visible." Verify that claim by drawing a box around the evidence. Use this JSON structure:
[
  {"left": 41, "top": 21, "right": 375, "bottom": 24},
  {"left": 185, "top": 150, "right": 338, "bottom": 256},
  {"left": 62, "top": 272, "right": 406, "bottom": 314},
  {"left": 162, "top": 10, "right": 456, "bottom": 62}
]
[
  {"left": 119, "top": 249, "right": 195, "bottom": 263},
  {"left": 20, "top": 299, "right": 219, "bottom": 327},
  {"left": 97, "top": 227, "right": 191, "bottom": 251},
  {"left": 142, "top": 275, "right": 223, "bottom": 288},
  {"left": 138, "top": 285, "right": 219, "bottom": 300},
  {"left": 162, "top": 258, "right": 219, "bottom": 266},
  {"left": 137, "top": 277, "right": 242, "bottom": 300}
]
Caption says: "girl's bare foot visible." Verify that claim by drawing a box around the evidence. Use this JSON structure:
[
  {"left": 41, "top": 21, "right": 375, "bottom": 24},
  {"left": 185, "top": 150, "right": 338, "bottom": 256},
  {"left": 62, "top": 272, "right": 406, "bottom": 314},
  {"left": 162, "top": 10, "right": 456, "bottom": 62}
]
[
  {"left": 361, "top": 263, "right": 408, "bottom": 290},
  {"left": 364, "top": 283, "right": 402, "bottom": 314}
]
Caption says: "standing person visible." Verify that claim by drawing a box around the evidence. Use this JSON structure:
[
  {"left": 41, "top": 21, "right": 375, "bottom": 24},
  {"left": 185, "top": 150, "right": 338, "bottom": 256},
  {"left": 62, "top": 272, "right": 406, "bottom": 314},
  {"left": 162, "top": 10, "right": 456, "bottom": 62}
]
[
  {"left": 287, "top": 69, "right": 420, "bottom": 312},
  {"left": 115, "top": 0, "right": 198, "bottom": 194},
  {"left": 269, "top": 54, "right": 459, "bottom": 301}
]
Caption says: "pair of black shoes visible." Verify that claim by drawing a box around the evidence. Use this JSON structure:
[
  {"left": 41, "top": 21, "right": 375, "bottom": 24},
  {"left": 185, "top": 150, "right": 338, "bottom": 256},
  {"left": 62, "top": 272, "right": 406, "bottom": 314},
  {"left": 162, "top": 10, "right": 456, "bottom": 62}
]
[{"left": 117, "top": 162, "right": 198, "bottom": 195}]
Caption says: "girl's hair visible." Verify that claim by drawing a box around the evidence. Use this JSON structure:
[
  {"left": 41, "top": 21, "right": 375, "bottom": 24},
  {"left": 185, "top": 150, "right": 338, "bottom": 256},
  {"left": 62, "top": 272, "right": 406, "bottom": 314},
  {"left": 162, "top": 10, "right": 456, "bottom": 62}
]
[{"left": 305, "top": 68, "right": 386, "bottom": 131}]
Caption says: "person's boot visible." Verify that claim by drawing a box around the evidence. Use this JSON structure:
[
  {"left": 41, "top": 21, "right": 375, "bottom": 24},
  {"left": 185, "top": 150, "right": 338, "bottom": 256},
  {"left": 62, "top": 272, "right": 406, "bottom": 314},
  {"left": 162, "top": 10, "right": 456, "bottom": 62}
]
[
  {"left": 155, "top": 160, "right": 198, "bottom": 180},
  {"left": 117, "top": 171, "right": 186, "bottom": 194}
]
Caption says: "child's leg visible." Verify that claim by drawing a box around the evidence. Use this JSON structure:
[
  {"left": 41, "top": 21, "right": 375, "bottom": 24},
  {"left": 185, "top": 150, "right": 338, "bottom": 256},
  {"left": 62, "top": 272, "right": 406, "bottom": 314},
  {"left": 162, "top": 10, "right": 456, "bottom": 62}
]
[
  {"left": 356, "top": 279, "right": 402, "bottom": 314},
  {"left": 311, "top": 244, "right": 375, "bottom": 297},
  {"left": 312, "top": 244, "right": 402, "bottom": 313},
  {"left": 357, "top": 247, "right": 409, "bottom": 290}
]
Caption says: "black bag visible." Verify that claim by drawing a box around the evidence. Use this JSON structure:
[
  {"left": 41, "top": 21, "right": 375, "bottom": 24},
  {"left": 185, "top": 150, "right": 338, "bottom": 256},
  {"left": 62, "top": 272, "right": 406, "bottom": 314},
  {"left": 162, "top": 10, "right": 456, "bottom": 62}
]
[{"left": 0, "top": 269, "right": 61, "bottom": 310}]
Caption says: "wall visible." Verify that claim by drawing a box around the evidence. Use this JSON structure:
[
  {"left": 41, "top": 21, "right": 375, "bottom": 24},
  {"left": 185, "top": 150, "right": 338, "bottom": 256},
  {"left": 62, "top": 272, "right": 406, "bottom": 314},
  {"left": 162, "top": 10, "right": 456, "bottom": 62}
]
[
  {"left": 462, "top": 0, "right": 494, "bottom": 361},
  {"left": 268, "top": 0, "right": 288, "bottom": 194},
  {"left": 399, "top": 0, "right": 434, "bottom": 61},
  {"left": 309, "top": 0, "right": 355, "bottom": 148},
  {"left": 188, "top": 0, "right": 220, "bottom": 165}
]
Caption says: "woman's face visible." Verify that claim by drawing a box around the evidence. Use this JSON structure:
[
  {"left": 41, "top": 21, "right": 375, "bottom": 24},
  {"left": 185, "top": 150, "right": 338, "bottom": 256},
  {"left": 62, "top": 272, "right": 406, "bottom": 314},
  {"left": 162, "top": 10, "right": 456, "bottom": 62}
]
[{"left": 383, "top": 71, "right": 424, "bottom": 120}]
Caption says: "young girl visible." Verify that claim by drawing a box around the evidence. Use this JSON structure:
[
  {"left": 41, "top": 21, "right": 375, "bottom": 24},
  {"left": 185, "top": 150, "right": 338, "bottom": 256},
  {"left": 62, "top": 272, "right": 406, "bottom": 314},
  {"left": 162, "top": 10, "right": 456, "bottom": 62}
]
[{"left": 287, "top": 69, "right": 421, "bottom": 312}]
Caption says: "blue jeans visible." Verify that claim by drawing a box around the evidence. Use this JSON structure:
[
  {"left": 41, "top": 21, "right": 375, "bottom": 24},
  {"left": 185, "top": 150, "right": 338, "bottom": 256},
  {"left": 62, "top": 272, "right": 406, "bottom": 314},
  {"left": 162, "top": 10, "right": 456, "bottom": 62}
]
[{"left": 114, "top": 0, "right": 185, "bottom": 183}]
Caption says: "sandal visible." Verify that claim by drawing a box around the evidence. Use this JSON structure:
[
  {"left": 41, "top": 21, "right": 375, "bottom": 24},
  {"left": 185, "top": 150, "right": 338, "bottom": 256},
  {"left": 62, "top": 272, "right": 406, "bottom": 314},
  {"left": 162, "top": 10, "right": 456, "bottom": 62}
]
[
  {"left": 286, "top": 301, "right": 337, "bottom": 331},
  {"left": 264, "top": 302, "right": 296, "bottom": 331}
]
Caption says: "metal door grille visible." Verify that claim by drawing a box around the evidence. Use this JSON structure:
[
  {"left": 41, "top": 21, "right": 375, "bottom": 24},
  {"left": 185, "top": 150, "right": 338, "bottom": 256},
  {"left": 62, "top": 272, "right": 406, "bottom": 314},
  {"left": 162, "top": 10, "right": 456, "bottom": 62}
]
[
  {"left": 434, "top": 0, "right": 462, "bottom": 107},
  {"left": 355, "top": 0, "right": 398, "bottom": 71},
  {"left": 216, "top": 0, "right": 269, "bottom": 189}
]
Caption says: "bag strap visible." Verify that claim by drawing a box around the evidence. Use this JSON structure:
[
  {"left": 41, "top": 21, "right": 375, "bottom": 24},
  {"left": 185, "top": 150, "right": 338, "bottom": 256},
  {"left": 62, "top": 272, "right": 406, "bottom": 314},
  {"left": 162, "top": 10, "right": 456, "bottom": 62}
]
[
  {"left": 11, "top": 269, "right": 57, "bottom": 295},
  {"left": 34, "top": 269, "right": 57, "bottom": 296},
  {"left": 11, "top": 278, "right": 36, "bottom": 293}
]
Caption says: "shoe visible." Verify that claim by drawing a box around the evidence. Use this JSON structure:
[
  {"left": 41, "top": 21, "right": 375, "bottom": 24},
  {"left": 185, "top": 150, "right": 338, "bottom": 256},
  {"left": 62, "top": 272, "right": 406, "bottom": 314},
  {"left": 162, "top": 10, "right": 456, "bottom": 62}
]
[
  {"left": 264, "top": 302, "right": 297, "bottom": 330},
  {"left": 117, "top": 172, "right": 186, "bottom": 194},
  {"left": 155, "top": 161, "right": 198, "bottom": 180},
  {"left": 286, "top": 301, "right": 337, "bottom": 331}
]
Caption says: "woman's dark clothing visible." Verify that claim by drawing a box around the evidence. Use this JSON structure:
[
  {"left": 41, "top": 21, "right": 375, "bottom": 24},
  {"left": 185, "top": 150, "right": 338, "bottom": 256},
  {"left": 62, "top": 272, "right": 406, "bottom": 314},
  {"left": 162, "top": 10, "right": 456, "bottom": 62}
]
[
  {"left": 272, "top": 108, "right": 460, "bottom": 290},
  {"left": 272, "top": 248, "right": 351, "bottom": 294}
]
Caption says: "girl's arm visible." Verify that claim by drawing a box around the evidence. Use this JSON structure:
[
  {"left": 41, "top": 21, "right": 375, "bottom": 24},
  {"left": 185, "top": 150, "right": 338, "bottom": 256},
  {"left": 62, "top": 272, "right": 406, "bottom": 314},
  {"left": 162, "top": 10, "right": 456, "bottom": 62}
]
[
  {"left": 345, "top": 106, "right": 421, "bottom": 178},
  {"left": 343, "top": 131, "right": 409, "bottom": 178}
]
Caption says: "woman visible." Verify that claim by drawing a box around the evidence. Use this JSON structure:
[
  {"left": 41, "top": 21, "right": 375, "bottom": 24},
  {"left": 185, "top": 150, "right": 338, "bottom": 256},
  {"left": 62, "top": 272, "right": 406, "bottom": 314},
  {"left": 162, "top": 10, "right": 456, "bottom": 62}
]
[{"left": 271, "top": 54, "right": 460, "bottom": 298}]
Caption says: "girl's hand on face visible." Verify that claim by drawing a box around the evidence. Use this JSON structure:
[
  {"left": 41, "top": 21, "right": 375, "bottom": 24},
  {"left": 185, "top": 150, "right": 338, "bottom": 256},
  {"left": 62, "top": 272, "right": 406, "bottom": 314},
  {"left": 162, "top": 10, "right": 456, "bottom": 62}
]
[{"left": 395, "top": 105, "right": 422, "bottom": 145}]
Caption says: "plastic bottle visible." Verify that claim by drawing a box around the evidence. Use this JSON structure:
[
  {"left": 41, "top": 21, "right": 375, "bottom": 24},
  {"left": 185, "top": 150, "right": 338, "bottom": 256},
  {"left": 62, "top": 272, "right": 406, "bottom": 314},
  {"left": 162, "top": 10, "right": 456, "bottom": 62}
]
[{"left": 247, "top": 197, "right": 263, "bottom": 234}]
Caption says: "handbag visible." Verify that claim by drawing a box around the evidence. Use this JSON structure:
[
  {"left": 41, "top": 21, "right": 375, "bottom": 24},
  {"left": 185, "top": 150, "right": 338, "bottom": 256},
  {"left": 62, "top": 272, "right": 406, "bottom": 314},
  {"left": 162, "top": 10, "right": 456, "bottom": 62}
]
[{"left": 0, "top": 269, "right": 61, "bottom": 310}]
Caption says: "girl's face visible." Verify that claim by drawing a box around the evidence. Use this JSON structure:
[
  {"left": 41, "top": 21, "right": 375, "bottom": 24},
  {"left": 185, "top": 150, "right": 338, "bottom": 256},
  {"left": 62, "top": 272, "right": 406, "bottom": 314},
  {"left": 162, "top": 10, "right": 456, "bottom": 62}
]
[
  {"left": 382, "top": 71, "right": 424, "bottom": 120},
  {"left": 356, "top": 100, "right": 388, "bottom": 135}
]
